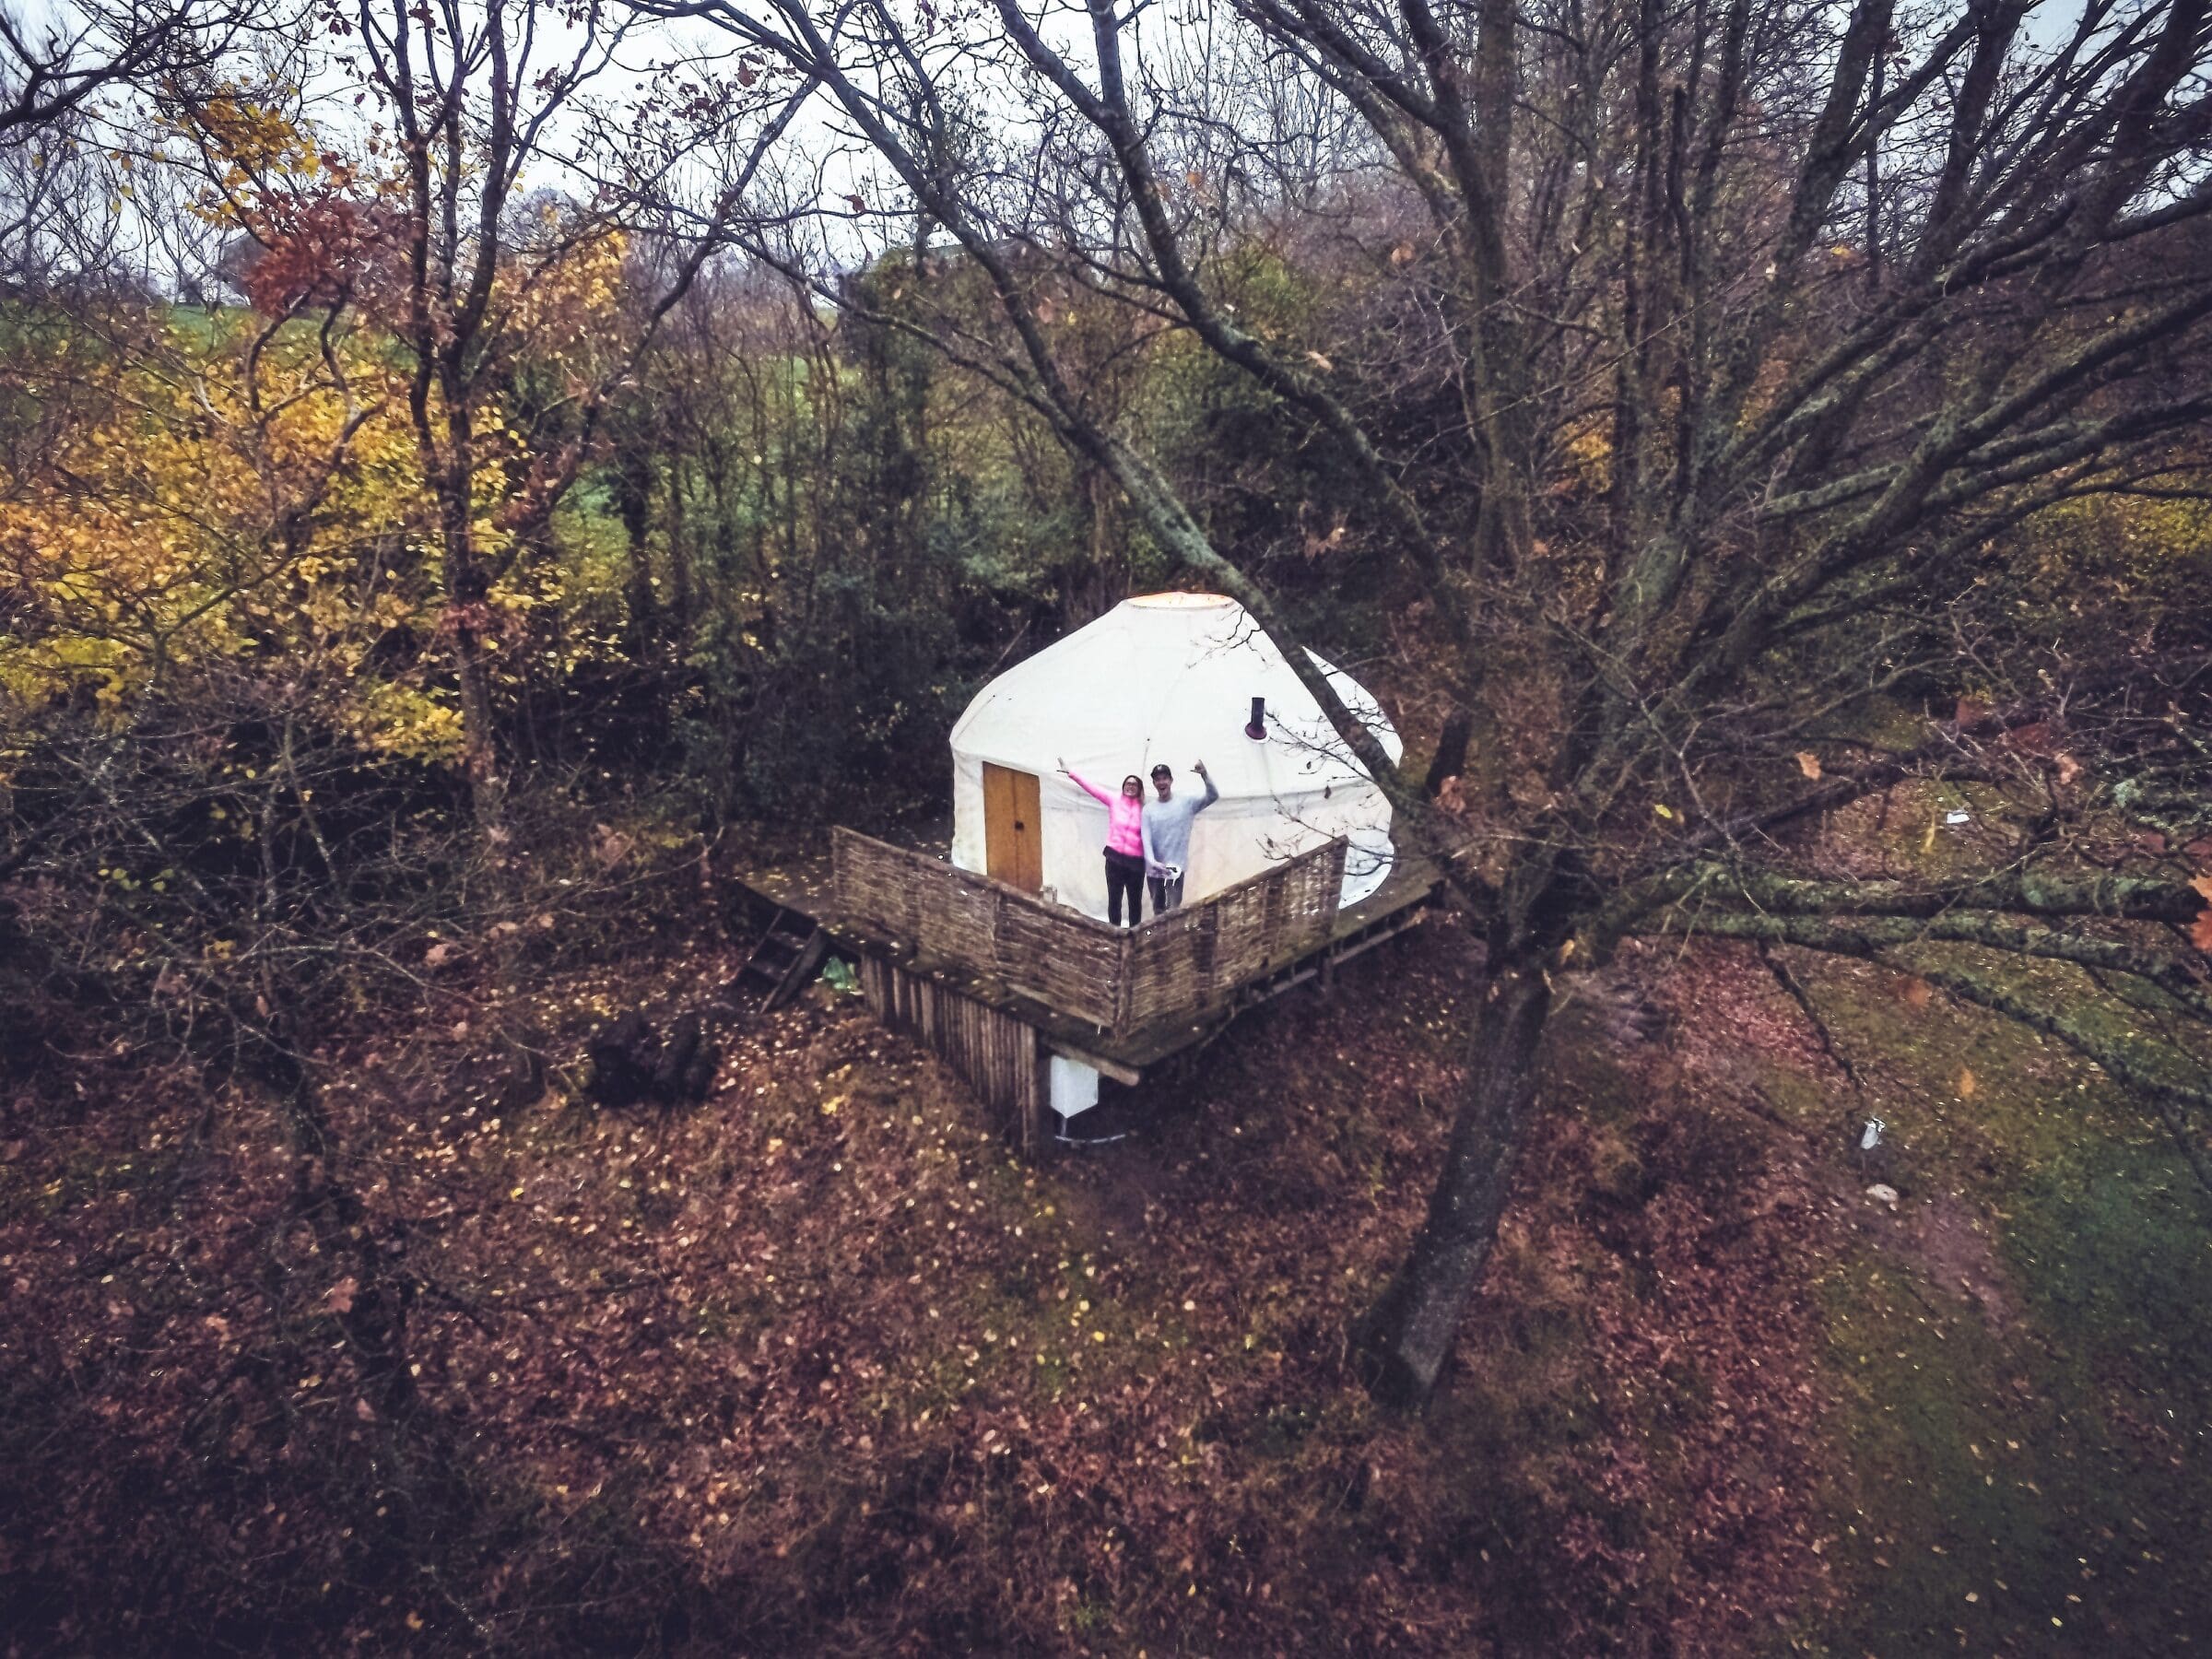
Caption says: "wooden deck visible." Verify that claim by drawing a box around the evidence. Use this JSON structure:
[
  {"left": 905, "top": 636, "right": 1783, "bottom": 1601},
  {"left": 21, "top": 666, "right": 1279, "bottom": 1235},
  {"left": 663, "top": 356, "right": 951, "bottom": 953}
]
[
  {"left": 724, "top": 823, "right": 1441, "bottom": 1081},
  {"left": 724, "top": 814, "right": 948, "bottom": 918}
]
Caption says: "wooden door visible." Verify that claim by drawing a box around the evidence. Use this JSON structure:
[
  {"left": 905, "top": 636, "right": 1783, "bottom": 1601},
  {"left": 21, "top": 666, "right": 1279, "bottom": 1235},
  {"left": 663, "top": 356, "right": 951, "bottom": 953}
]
[{"left": 982, "top": 763, "right": 1042, "bottom": 892}]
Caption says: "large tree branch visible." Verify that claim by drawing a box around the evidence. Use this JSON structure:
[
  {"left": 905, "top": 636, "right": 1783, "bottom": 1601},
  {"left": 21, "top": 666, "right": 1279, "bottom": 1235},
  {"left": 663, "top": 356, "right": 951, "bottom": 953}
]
[
  {"left": 1632, "top": 863, "right": 2206, "bottom": 926},
  {"left": 1645, "top": 919, "right": 2212, "bottom": 1186},
  {"left": 984, "top": 0, "right": 1453, "bottom": 595}
]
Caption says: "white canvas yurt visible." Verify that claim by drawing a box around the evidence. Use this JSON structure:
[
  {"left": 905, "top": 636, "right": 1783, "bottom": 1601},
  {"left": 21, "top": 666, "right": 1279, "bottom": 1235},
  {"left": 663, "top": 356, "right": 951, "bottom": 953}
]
[{"left": 948, "top": 592, "right": 1404, "bottom": 923}]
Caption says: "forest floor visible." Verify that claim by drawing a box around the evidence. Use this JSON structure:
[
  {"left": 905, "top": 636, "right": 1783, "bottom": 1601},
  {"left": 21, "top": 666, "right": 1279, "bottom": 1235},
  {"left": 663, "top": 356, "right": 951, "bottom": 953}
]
[{"left": 4, "top": 879, "right": 2210, "bottom": 1653}]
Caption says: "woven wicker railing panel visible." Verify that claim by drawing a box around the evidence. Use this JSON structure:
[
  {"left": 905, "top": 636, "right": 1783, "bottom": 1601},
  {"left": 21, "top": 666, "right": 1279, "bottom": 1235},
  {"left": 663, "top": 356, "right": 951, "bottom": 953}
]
[
  {"left": 994, "top": 896, "right": 1122, "bottom": 1017},
  {"left": 831, "top": 830, "right": 1122, "bottom": 1027},
  {"left": 1122, "top": 838, "right": 1347, "bottom": 1028},
  {"left": 832, "top": 829, "right": 1346, "bottom": 1036}
]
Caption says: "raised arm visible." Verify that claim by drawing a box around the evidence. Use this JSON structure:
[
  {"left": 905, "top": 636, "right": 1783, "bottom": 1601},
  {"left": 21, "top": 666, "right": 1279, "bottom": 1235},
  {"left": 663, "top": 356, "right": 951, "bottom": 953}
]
[
  {"left": 1193, "top": 760, "right": 1219, "bottom": 812},
  {"left": 1062, "top": 764, "right": 1112, "bottom": 806}
]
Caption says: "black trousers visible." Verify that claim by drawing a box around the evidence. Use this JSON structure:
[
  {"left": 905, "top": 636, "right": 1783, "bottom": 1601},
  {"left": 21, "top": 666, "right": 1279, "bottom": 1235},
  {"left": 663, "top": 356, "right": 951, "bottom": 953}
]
[
  {"left": 1148, "top": 873, "right": 1185, "bottom": 915},
  {"left": 1103, "top": 849, "right": 1146, "bottom": 926}
]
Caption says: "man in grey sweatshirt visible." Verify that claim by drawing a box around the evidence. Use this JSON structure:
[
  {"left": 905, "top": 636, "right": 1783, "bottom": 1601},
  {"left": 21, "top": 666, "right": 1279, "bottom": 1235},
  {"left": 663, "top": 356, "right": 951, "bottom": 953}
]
[{"left": 1141, "top": 759, "right": 1218, "bottom": 916}]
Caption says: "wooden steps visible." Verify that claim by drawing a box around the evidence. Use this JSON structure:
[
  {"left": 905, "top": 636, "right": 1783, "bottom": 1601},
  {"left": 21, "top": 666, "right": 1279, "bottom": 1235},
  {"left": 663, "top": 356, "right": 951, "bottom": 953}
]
[{"left": 728, "top": 904, "right": 830, "bottom": 1011}]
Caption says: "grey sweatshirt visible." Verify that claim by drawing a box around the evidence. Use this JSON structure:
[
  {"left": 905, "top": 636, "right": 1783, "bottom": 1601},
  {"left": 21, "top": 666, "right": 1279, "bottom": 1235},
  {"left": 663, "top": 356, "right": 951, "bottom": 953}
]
[{"left": 1141, "top": 771, "right": 1219, "bottom": 874}]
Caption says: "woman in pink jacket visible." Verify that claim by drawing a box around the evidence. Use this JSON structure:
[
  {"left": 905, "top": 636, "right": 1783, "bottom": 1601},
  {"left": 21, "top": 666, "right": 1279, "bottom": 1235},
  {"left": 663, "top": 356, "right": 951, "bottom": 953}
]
[{"left": 1058, "top": 758, "right": 1147, "bottom": 927}]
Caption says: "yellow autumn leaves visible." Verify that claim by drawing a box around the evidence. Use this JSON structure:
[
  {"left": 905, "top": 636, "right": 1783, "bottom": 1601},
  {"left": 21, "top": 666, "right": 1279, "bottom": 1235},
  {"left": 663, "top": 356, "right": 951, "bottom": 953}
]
[
  {"left": 0, "top": 312, "right": 483, "bottom": 762},
  {"left": 3, "top": 315, "right": 415, "bottom": 728},
  {"left": 185, "top": 92, "right": 324, "bottom": 192},
  {"left": 3, "top": 73, "right": 641, "bottom": 775},
  {"left": 499, "top": 227, "right": 631, "bottom": 365}
]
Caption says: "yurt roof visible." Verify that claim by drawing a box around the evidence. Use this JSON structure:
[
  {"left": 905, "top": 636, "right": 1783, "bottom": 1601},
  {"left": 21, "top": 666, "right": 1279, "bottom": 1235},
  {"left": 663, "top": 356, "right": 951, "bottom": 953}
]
[{"left": 949, "top": 593, "right": 1401, "bottom": 798}]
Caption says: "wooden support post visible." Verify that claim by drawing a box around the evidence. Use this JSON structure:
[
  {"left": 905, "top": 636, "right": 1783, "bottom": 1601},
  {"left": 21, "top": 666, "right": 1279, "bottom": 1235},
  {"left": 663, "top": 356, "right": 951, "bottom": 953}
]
[
  {"left": 1199, "top": 902, "right": 1221, "bottom": 1008},
  {"left": 1047, "top": 1040, "right": 1142, "bottom": 1088},
  {"left": 1028, "top": 1035, "right": 1054, "bottom": 1162},
  {"left": 1112, "top": 929, "right": 1134, "bottom": 1035},
  {"left": 855, "top": 946, "right": 1065, "bottom": 1164}
]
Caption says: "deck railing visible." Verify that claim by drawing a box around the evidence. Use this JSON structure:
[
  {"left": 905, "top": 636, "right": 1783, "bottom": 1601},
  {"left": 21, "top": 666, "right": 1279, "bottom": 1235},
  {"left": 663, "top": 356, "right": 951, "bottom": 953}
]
[{"left": 830, "top": 827, "right": 1347, "bottom": 1035}]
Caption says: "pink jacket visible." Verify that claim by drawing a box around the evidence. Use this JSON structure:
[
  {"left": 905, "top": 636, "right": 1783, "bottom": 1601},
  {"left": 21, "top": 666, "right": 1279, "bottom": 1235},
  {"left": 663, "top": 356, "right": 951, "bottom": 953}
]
[{"left": 1068, "top": 771, "right": 1145, "bottom": 858}]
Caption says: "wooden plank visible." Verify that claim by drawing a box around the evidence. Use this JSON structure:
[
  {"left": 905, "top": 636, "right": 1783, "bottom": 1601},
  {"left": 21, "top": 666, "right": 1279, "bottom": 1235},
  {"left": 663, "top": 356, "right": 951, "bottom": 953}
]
[
  {"left": 863, "top": 948, "right": 1047, "bottom": 1151},
  {"left": 763, "top": 928, "right": 828, "bottom": 1010},
  {"left": 1026, "top": 1030, "right": 1051, "bottom": 1159},
  {"left": 1044, "top": 1039, "right": 1142, "bottom": 1088}
]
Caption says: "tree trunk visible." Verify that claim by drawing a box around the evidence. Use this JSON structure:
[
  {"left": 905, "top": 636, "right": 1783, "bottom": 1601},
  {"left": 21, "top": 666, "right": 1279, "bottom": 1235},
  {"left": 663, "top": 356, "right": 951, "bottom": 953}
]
[
  {"left": 444, "top": 547, "right": 502, "bottom": 832},
  {"left": 273, "top": 1056, "right": 417, "bottom": 1417},
  {"left": 614, "top": 448, "right": 660, "bottom": 658},
  {"left": 1423, "top": 709, "right": 1474, "bottom": 797},
  {"left": 1359, "top": 961, "right": 1552, "bottom": 1408},
  {"left": 426, "top": 368, "right": 503, "bottom": 836},
  {"left": 666, "top": 456, "right": 694, "bottom": 645}
]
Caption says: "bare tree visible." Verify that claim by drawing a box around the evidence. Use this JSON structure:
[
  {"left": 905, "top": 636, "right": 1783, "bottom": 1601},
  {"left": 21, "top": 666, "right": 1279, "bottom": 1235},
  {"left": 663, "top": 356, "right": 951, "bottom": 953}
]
[
  {"left": 642, "top": 0, "right": 2212, "bottom": 1405},
  {"left": 0, "top": 1, "right": 267, "bottom": 140},
  {"left": 285, "top": 0, "right": 808, "bottom": 829}
]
